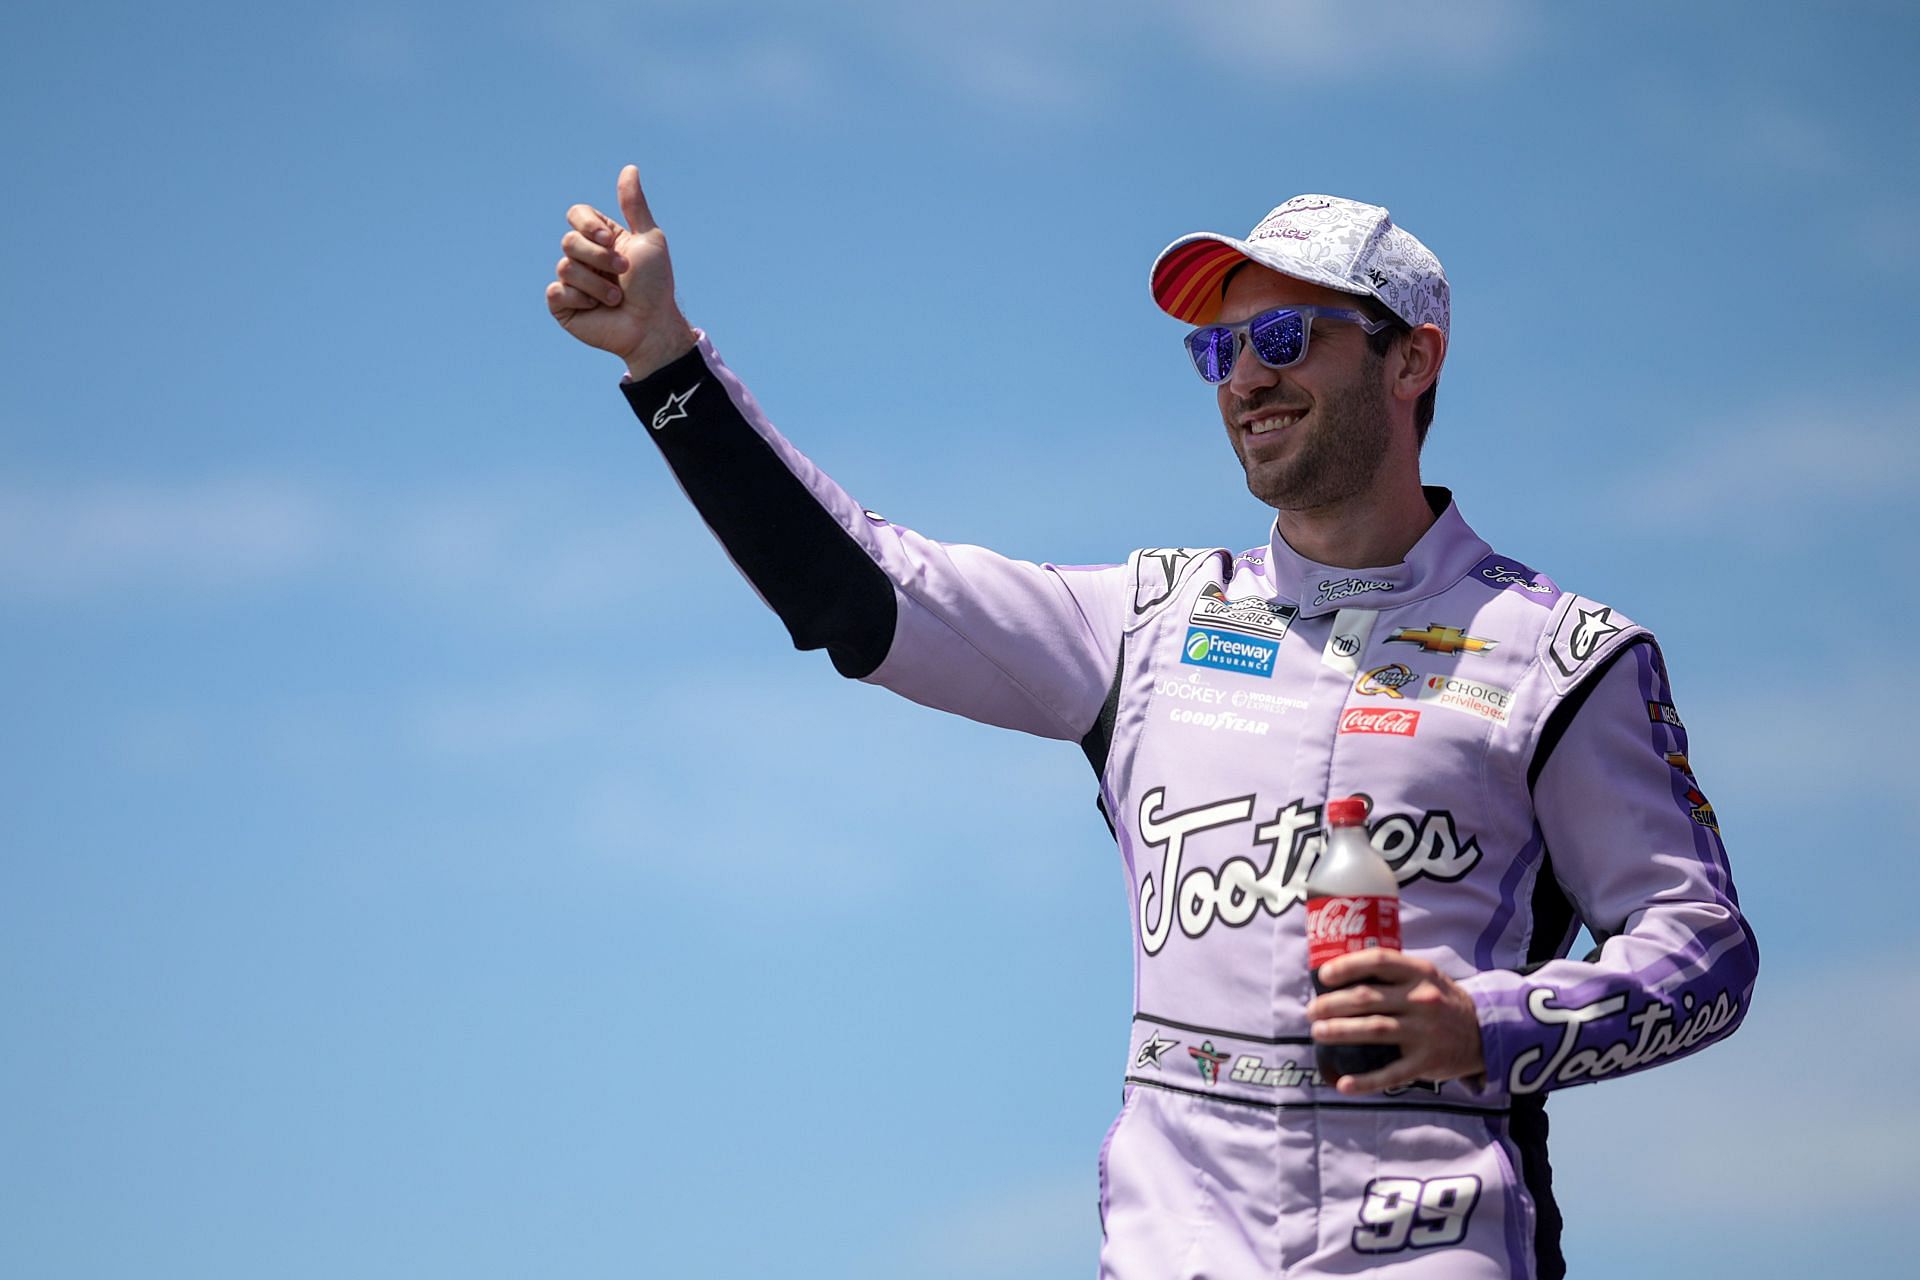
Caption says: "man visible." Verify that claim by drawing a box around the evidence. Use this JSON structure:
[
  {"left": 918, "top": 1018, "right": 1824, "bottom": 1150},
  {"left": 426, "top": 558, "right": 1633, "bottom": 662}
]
[{"left": 546, "top": 166, "right": 1757, "bottom": 1278}]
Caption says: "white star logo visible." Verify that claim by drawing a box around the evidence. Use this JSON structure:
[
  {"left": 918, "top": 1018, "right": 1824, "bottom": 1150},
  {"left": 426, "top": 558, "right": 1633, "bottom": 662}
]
[
  {"left": 650, "top": 381, "right": 704, "bottom": 432},
  {"left": 1569, "top": 605, "right": 1622, "bottom": 661},
  {"left": 1134, "top": 1031, "right": 1179, "bottom": 1070}
]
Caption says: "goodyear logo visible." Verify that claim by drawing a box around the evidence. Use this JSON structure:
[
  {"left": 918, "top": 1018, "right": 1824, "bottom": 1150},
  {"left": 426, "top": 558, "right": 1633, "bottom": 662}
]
[{"left": 1182, "top": 627, "right": 1278, "bottom": 677}]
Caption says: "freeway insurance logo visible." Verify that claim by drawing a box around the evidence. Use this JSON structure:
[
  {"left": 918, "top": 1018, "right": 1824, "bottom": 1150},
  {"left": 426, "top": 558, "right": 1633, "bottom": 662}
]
[{"left": 1182, "top": 627, "right": 1279, "bottom": 677}]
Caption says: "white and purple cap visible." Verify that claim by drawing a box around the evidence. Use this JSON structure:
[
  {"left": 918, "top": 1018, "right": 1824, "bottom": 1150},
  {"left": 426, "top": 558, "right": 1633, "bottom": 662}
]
[{"left": 1150, "top": 194, "right": 1449, "bottom": 335}]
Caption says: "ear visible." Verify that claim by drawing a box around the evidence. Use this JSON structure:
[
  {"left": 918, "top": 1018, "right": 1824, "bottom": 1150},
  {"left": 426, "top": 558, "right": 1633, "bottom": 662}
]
[{"left": 1390, "top": 324, "right": 1446, "bottom": 405}]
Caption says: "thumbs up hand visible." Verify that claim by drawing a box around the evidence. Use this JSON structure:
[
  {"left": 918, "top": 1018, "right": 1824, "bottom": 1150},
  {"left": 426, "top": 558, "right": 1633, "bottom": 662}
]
[{"left": 547, "top": 164, "right": 698, "bottom": 379}]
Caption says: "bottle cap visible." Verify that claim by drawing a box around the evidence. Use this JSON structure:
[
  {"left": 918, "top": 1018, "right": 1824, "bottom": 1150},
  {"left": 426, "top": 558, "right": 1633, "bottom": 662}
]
[{"left": 1325, "top": 796, "right": 1369, "bottom": 827}]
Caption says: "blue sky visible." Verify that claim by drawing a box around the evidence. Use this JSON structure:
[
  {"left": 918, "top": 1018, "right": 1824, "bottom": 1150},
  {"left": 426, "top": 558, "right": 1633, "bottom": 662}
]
[{"left": 4, "top": 2, "right": 1917, "bottom": 1276}]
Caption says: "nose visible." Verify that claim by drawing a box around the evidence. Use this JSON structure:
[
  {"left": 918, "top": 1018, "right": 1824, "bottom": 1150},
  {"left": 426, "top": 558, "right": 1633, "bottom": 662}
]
[{"left": 1224, "top": 333, "right": 1279, "bottom": 399}]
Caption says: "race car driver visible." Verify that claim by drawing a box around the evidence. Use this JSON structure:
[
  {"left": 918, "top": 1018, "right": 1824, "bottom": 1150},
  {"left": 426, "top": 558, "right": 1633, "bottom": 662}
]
[{"left": 545, "top": 164, "right": 1758, "bottom": 1279}]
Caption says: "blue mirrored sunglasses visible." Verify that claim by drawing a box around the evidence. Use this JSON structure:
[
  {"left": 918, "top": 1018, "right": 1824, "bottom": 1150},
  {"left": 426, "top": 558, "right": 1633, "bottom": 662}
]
[{"left": 1183, "top": 305, "right": 1390, "bottom": 384}]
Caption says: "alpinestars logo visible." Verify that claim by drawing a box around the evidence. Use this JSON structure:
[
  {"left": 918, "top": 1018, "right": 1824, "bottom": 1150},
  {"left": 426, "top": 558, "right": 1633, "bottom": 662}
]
[
  {"left": 1135, "top": 1031, "right": 1179, "bottom": 1070},
  {"left": 1135, "top": 548, "right": 1206, "bottom": 615},
  {"left": 1568, "top": 606, "right": 1621, "bottom": 662},
  {"left": 1133, "top": 789, "right": 1482, "bottom": 956},
  {"left": 650, "top": 382, "right": 703, "bottom": 431},
  {"left": 1549, "top": 599, "right": 1626, "bottom": 677}
]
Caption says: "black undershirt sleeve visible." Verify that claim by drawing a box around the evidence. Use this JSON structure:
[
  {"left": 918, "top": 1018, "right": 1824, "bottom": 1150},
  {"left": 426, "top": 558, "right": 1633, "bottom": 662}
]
[{"left": 621, "top": 350, "right": 898, "bottom": 679}]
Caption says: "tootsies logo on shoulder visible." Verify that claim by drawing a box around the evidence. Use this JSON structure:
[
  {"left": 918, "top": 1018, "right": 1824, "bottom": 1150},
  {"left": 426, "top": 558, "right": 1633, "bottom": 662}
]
[{"left": 1182, "top": 627, "right": 1278, "bottom": 677}]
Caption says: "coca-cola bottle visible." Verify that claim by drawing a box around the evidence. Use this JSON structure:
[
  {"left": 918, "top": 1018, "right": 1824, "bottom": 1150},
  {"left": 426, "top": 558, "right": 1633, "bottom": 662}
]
[{"left": 1305, "top": 795, "right": 1401, "bottom": 1081}]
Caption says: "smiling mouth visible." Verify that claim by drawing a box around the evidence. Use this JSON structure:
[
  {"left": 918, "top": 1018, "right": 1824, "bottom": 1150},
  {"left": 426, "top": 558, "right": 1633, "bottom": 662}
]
[{"left": 1242, "top": 409, "right": 1306, "bottom": 435}]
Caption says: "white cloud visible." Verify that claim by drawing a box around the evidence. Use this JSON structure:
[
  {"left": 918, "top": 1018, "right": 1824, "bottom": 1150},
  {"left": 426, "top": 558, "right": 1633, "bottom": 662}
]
[
  {"left": 531, "top": 2, "right": 837, "bottom": 116},
  {"left": 327, "top": 9, "right": 421, "bottom": 82},
  {"left": 0, "top": 475, "right": 335, "bottom": 597},
  {"left": 532, "top": 0, "right": 1535, "bottom": 119},
  {"left": 1850, "top": 198, "right": 1920, "bottom": 274},
  {"left": 1182, "top": 0, "right": 1539, "bottom": 78},
  {"left": 1686, "top": 663, "right": 1920, "bottom": 823},
  {"left": 405, "top": 683, "right": 608, "bottom": 758},
  {"left": 382, "top": 482, "right": 675, "bottom": 620},
  {"left": 1735, "top": 99, "right": 1850, "bottom": 177},
  {"left": 0, "top": 470, "right": 684, "bottom": 619},
  {"left": 886, "top": 1172, "right": 1098, "bottom": 1279},
  {"left": 1619, "top": 394, "right": 1920, "bottom": 535}
]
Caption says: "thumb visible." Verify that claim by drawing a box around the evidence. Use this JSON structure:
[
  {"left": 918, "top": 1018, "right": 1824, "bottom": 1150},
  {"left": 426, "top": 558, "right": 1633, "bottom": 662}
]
[{"left": 617, "top": 164, "right": 657, "bottom": 233}]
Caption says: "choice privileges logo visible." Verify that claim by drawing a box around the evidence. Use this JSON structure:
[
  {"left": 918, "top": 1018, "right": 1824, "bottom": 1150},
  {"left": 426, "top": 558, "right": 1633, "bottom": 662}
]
[{"left": 1182, "top": 627, "right": 1279, "bottom": 676}]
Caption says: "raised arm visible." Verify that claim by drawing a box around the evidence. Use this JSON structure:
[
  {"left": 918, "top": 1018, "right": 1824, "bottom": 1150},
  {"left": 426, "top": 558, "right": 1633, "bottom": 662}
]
[{"left": 548, "top": 166, "right": 1131, "bottom": 745}]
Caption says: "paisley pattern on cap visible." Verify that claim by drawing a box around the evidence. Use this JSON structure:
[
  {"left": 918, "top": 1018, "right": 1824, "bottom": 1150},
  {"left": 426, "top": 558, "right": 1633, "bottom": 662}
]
[{"left": 1150, "top": 194, "right": 1449, "bottom": 336}]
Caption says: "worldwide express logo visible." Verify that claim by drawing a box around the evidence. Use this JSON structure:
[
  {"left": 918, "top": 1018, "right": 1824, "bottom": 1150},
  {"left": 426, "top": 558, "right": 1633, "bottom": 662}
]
[{"left": 1182, "top": 627, "right": 1278, "bottom": 677}]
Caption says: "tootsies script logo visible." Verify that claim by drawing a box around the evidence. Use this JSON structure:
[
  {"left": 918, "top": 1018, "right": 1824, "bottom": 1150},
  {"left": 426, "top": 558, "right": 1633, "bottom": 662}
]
[
  {"left": 1315, "top": 576, "right": 1395, "bottom": 607},
  {"left": 1475, "top": 559, "right": 1557, "bottom": 597},
  {"left": 1508, "top": 987, "right": 1742, "bottom": 1094},
  {"left": 1132, "top": 790, "right": 1482, "bottom": 956}
]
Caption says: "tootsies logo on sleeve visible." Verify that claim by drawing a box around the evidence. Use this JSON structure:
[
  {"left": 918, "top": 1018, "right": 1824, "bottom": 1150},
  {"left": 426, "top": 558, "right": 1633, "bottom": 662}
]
[
  {"left": 1507, "top": 986, "right": 1742, "bottom": 1093},
  {"left": 1131, "top": 789, "right": 1481, "bottom": 956}
]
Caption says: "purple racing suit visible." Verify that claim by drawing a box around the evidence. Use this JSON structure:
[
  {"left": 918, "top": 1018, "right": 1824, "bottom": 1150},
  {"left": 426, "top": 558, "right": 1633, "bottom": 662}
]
[{"left": 621, "top": 335, "right": 1758, "bottom": 1279}]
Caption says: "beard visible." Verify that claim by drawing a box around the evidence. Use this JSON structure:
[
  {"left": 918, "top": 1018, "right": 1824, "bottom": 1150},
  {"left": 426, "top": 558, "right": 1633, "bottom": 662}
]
[{"left": 1230, "top": 363, "right": 1391, "bottom": 512}]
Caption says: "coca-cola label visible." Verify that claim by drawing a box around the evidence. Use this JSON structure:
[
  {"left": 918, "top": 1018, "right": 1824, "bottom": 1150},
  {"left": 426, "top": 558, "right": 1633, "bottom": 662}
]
[
  {"left": 1339, "top": 707, "right": 1421, "bottom": 736},
  {"left": 1306, "top": 894, "right": 1401, "bottom": 968}
]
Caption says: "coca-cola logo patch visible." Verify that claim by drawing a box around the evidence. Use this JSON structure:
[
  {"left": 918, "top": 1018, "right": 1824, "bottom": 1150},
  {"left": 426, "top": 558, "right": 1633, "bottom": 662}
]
[{"left": 1340, "top": 707, "right": 1420, "bottom": 736}]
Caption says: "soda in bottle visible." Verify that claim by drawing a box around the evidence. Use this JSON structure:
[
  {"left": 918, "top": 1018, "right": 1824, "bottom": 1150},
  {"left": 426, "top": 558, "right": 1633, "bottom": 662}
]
[{"left": 1306, "top": 795, "right": 1402, "bottom": 1081}]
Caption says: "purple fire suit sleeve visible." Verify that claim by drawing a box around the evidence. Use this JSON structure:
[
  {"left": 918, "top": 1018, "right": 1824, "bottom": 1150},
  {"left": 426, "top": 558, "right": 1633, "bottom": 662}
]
[
  {"left": 621, "top": 335, "right": 1128, "bottom": 744},
  {"left": 1462, "top": 639, "right": 1759, "bottom": 1095}
]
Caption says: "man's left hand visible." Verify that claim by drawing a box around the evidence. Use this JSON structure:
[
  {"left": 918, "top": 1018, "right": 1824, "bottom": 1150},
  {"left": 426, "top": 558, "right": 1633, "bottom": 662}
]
[{"left": 1306, "top": 950, "right": 1485, "bottom": 1095}]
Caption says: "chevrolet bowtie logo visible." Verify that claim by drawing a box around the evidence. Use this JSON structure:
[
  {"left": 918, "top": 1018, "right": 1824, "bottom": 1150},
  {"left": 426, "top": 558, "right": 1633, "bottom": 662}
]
[
  {"left": 650, "top": 382, "right": 703, "bottom": 431},
  {"left": 1386, "top": 624, "right": 1498, "bottom": 655}
]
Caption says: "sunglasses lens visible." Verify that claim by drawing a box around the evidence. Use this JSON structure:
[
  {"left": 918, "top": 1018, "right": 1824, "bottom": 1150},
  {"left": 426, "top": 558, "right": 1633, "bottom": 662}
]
[
  {"left": 1247, "top": 309, "right": 1306, "bottom": 368},
  {"left": 1186, "top": 327, "right": 1234, "bottom": 383}
]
